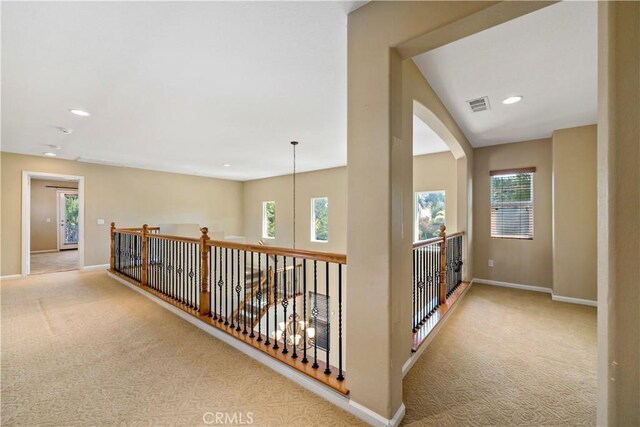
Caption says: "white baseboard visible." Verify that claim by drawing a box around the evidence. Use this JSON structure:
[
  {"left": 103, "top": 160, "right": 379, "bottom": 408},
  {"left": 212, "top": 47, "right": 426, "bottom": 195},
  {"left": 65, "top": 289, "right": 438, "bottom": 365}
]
[
  {"left": 402, "top": 281, "right": 473, "bottom": 377},
  {"left": 30, "top": 249, "right": 58, "bottom": 254},
  {"left": 106, "top": 271, "right": 404, "bottom": 427},
  {"left": 349, "top": 401, "right": 405, "bottom": 427},
  {"left": 473, "top": 278, "right": 597, "bottom": 307},
  {"left": 83, "top": 264, "right": 109, "bottom": 271},
  {"left": 0, "top": 274, "right": 21, "bottom": 281},
  {"left": 472, "top": 278, "right": 551, "bottom": 294},
  {"left": 551, "top": 294, "right": 597, "bottom": 307}
]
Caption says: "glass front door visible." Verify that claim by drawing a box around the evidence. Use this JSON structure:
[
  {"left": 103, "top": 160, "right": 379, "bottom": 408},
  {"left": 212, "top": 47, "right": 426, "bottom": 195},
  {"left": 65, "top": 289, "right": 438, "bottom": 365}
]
[{"left": 58, "top": 192, "right": 79, "bottom": 249}]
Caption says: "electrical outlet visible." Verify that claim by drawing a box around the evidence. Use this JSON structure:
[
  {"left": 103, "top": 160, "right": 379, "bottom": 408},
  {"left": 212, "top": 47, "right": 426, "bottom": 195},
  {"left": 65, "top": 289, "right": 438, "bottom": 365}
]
[
  {"left": 97, "top": 219, "right": 105, "bottom": 225},
  {"left": 46, "top": 218, "right": 51, "bottom": 223},
  {"left": 488, "top": 259, "right": 494, "bottom": 267}
]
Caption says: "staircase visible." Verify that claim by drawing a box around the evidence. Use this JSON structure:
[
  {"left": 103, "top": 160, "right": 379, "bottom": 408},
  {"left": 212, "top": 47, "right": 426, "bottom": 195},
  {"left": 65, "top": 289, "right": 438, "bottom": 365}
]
[{"left": 233, "top": 263, "right": 304, "bottom": 331}]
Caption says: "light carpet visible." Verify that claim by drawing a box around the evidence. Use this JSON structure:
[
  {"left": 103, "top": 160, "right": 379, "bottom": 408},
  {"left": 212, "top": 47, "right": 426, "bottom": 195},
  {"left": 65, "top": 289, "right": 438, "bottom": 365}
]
[
  {"left": 402, "top": 283, "right": 597, "bottom": 426},
  {"left": 1, "top": 271, "right": 363, "bottom": 426},
  {"left": 30, "top": 250, "right": 79, "bottom": 275}
]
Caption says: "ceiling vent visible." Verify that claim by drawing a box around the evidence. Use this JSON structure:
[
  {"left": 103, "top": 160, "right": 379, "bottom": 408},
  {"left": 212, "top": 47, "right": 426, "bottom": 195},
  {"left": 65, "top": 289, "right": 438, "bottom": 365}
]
[{"left": 467, "top": 96, "right": 491, "bottom": 113}]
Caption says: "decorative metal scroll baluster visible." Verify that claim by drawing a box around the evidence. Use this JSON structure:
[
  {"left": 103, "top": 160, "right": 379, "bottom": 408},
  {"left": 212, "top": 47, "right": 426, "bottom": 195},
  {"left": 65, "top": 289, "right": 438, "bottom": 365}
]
[
  {"left": 281, "top": 256, "right": 288, "bottom": 355},
  {"left": 235, "top": 250, "right": 241, "bottom": 332},
  {"left": 337, "top": 264, "right": 344, "bottom": 381},
  {"left": 312, "top": 260, "right": 319, "bottom": 369},
  {"left": 292, "top": 257, "right": 298, "bottom": 359},
  {"left": 224, "top": 248, "right": 229, "bottom": 325},
  {"left": 302, "top": 259, "right": 308, "bottom": 364},
  {"left": 324, "top": 262, "right": 331, "bottom": 375},
  {"left": 209, "top": 246, "right": 214, "bottom": 317},
  {"left": 264, "top": 254, "right": 270, "bottom": 346},
  {"left": 272, "top": 255, "right": 279, "bottom": 350}
]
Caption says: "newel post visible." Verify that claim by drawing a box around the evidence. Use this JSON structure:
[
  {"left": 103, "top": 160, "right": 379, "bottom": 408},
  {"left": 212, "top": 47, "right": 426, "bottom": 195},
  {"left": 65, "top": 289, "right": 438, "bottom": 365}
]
[
  {"left": 439, "top": 224, "right": 447, "bottom": 305},
  {"left": 141, "top": 224, "right": 149, "bottom": 286},
  {"left": 199, "top": 227, "right": 211, "bottom": 316},
  {"left": 110, "top": 222, "right": 116, "bottom": 271}
]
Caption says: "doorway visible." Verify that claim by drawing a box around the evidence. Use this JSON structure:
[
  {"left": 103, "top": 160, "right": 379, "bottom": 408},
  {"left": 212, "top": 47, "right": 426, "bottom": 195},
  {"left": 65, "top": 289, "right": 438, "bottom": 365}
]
[{"left": 22, "top": 171, "right": 85, "bottom": 276}]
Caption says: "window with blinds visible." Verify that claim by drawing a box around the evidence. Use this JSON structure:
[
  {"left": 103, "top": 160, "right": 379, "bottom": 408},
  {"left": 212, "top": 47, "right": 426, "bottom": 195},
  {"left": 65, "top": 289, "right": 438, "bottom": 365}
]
[{"left": 490, "top": 167, "right": 535, "bottom": 239}]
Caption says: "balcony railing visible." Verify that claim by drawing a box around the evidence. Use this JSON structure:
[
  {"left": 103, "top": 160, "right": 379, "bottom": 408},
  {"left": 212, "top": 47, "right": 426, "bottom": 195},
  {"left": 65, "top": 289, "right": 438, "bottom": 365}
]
[
  {"left": 109, "top": 224, "right": 347, "bottom": 394},
  {"left": 412, "top": 225, "right": 467, "bottom": 351}
]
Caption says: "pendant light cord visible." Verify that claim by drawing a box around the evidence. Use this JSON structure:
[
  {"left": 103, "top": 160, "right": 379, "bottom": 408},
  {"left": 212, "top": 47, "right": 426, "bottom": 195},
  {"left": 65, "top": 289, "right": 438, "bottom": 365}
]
[{"left": 291, "top": 141, "right": 298, "bottom": 250}]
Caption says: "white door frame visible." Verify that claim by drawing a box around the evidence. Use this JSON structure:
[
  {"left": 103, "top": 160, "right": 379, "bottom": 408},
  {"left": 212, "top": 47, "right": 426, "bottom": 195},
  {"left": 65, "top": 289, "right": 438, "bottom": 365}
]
[
  {"left": 56, "top": 189, "right": 79, "bottom": 251},
  {"left": 21, "top": 171, "right": 85, "bottom": 277}
]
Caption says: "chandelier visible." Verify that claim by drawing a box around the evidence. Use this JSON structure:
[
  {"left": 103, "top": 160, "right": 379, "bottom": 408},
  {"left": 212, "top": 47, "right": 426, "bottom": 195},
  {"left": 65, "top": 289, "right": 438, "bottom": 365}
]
[{"left": 272, "top": 313, "right": 315, "bottom": 351}]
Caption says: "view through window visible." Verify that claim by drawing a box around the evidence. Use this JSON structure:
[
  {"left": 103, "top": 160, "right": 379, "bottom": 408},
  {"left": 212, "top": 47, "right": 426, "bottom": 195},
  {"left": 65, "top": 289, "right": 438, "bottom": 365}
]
[
  {"left": 262, "top": 201, "right": 276, "bottom": 239},
  {"left": 415, "top": 191, "right": 446, "bottom": 241},
  {"left": 311, "top": 197, "right": 328, "bottom": 242}
]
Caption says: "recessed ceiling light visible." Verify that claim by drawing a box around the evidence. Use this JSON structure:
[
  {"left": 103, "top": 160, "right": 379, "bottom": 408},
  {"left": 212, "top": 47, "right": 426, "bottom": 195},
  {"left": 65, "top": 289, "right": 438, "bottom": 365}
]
[
  {"left": 43, "top": 152, "right": 57, "bottom": 157},
  {"left": 56, "top": 126, "right": 73, "bottom": 134},
  {"left": 69, "top": 109, "right": 90, "bottom": 117},
  {"left": 502, "top": 96, "right": 523, "bottom": 105},
  {"left": 223, "top": 163, "right": 231, "bottom": 167}
]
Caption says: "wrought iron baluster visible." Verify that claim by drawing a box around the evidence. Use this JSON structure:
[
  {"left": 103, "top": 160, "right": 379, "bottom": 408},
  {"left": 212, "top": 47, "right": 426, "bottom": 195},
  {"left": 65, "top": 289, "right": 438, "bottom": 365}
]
[
  {"left": 264, "top": 253, "right": 270, "bottom": 345},
  {"left": 249, "top": 251, "right": 254, "bottom": 337},
  {"left": 272, "top": 255, "right": 279, "bottom": 350},
  {"left": 235, "top": 249, "right": 241, "bottom": 332},
  {"left": 324, "top": 262, "right": 331, "bottom": 375},
  {"left": 230, "top": 249, "right": 236, "bottom": 329},
  {"left": 281, "top": 257, "right": 288, "bottom": 354},
  {"left": 292, "top": 257, "right": 297, "bottom": 359},
  {"left": 337, "top": 264, "right": 344, "bottom": 381},
  {"left": 224, "top": 248, "right": 229, "bottom": 325},
  {"left": 209, "top": 245, "right": 213, "bottom": 317},
  {"left": 312, "top": 260, "right": 319, "bottom": 369},
  {"left": 302, "top": 259, "right": 308, "bottom": 364}
]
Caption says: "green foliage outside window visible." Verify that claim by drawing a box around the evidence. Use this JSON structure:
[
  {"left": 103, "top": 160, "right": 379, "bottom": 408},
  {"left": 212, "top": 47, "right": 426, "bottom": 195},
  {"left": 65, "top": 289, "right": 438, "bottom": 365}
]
[
  {"left": 416, "top": 191, "right": 445, "bottom": 241},
  {"left": 312, "top": 197, "right": 328, "bottom": 242},
  {"left": 264, "top": 201, "right": 276, "bottom": 238}
]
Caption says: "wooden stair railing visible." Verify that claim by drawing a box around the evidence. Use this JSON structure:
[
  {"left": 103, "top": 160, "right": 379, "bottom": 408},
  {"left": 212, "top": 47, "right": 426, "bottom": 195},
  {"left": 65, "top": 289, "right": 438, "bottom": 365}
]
[{"left": 110, "top": 223, "right": 347, "bottom": 395}]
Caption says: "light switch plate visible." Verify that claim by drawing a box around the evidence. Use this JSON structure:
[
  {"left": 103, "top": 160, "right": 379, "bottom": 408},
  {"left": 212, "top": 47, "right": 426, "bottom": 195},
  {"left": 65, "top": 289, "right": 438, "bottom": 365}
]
[
  {"left": 488, "top": 259, "right": 494, "bottom": 267},
  {"left": 97, "top": 219, "right": 105, "bottom": 225},
  {"left": 46, "top": 218, "right": 51, "bottom": 223}
]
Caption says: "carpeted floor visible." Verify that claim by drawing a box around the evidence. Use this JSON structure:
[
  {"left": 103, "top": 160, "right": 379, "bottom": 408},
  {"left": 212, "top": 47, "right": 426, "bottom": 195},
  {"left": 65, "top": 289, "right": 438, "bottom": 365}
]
[
  {"left": 402, "top": 283, "right": 597, "bottom": 426},
  {"left": 1, "top": 271, "right": 363, "bottom": 426},
  {"left": 30, "top": 250, "right": 78, "bottom": 275},
  {"left": 1, "top": 272, "right": 596, "bottom": 426}
]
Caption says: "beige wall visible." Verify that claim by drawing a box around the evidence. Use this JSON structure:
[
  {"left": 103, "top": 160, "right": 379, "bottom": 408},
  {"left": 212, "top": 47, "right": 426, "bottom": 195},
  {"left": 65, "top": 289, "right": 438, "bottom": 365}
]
[
  {"left": 30, "top": 179, "right": 78, "bottom": 252},
  {"left": 1, "top": 152, "right": 243, "bottom": 276},
  {"left": 413, "top": 151, "right": 458, "bottom": 234},
  {"left": 552, "top": 125, "right": 597, "bottom": 301},
  {"left": 243, "top": 167, "right": 348, "bottom": 254},
  {"left": 598, "top": 2, "right": 640, "bottom": 425},
  {"left": 473, "top": 138, "right": 553, "bottom": 288},
  {"left": 242, "top": 151, "right": 458, "bottom": 254}
]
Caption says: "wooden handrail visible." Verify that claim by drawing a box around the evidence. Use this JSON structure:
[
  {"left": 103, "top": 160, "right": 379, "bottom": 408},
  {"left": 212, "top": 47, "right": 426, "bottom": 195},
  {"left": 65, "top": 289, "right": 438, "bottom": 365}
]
[
  {"left": 413, "top": 230, "right": 464, "bottom": 249},
  {"left": 206, "top": 240, "right": 346, "bottom": 265},
  {"left": 446, "top": 231, "right": 465, "bottom": 239},
  {"left": 146, "top": 233, "right": 201, "bottom": 244},
  {"left": 412, "top": 236, "right": 442, "bottom": 249}
]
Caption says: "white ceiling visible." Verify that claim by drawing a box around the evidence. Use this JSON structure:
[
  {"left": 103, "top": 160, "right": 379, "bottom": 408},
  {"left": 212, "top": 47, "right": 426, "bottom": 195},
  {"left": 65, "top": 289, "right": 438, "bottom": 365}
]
[
  {"left": 412, "top": 1, "right": 597, "bottom": 148},
  {"left": 413, "top": 115, "right": 450, "bottom": 156},
  {"left": 2, "top": 2, "right": 355, "bottom": 181}
]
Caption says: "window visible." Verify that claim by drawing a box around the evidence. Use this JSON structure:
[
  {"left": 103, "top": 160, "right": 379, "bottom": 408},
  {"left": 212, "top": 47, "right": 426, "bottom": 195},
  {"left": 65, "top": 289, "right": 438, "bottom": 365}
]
[
  {"left": 310, "top": 197, "right": 328, "bottom": 242},
  {"left": 262, "top": 201, "right": 276, "bottom": 239},
  {"left": 490, "top": 168, "right": 535, "bottom": 239},
  {"left": 308, "top": 292, "right": 329, "bottom": 351},
  {"left": 415, "top": 191, "right": 446, "bottom": 242}
]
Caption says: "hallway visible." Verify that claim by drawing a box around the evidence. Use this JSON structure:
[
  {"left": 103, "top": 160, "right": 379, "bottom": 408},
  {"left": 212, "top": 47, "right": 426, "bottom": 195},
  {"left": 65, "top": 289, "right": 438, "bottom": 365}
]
[
  {"left": 0, "top": 271, "right": 362, "bottom": 426},
  {"left": 1, "top": 272, "right": 596, "bottom": 426},
  {"left": 30, "top": 250, "right": 78, "bottom": 275},
  {"left": 403, "top": 284, "right": 596, "bottom": 426}
]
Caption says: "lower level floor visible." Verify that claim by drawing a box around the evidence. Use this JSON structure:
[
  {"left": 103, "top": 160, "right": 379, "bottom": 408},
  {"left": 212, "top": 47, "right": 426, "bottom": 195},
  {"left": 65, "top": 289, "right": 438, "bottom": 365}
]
[{"left": 0, "top": 270, "right": 595, "bottom": 426}]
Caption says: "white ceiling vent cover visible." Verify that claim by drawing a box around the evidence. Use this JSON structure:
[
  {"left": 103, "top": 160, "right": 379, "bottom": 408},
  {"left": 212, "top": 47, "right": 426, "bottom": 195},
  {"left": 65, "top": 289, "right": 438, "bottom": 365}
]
[{"left": 467, "top": 96, "right": 491, "bottom": 113}]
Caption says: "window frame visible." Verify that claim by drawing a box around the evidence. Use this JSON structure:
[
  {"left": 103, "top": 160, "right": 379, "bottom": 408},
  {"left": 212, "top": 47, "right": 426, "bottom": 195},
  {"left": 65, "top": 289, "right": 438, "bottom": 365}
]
[
  {"left": 261, "top": 201, "right": 276, "bottom": 239},
  {"left": 490, "top": 168, "right": 535, "bottom": 240},
  {"left": 310, "top": 197, "right": 329, "bottom": 243}
]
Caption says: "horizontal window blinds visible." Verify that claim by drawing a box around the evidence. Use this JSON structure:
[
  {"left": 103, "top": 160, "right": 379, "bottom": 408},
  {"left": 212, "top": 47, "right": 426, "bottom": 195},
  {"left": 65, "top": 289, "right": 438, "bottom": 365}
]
[{"left": 490, "top": 170, "right": 534, "bottom": 239}]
